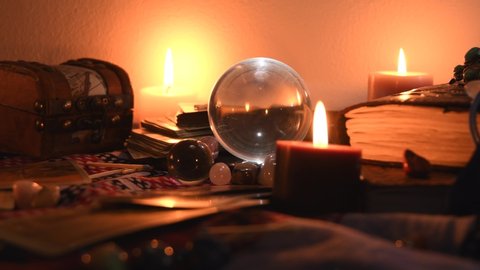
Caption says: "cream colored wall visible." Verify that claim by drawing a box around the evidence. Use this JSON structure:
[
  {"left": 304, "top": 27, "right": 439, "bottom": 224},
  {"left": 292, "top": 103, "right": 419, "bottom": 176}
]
[{"left": 0, "top": 0, "right": 479, "bottom": 113}]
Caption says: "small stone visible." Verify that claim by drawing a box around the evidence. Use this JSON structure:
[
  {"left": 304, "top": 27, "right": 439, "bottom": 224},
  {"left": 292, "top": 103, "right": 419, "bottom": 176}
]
[
  {"left": 13, "top": 180, "right": 43, "bottom": 209},
  {"left": 167, "top": 140, "right": 214, "bottom": 184},
  {"left": 198, "top": 136, "right": 219, "bottom": 160},
  {"left": 231, "top": 162, "right": 259, "bottom": 185},
  {"left": 209, "top": 162, "right": 231, "bottom": 185},
  {"left": 403, "top": 149, "right": 431, "bottom": 178},
  {"left": 258, "top": 154, "right": 275, "bottom": 187}
]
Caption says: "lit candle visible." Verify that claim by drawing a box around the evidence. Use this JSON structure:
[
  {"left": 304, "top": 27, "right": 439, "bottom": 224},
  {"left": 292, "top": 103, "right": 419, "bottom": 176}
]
[
  {"left": 136, "top": 48, "right": 195, "bottom": 122},
  {"left": 368, "top": 48, "right": 433, "bottom": 100},
  {"left": 273, "top": 101, "right": 362, "bottom": 213}
]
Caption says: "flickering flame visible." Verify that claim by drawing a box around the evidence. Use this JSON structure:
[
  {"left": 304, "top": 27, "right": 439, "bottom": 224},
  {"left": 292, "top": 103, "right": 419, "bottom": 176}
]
[
  {"left": 245, "top": 102, "right": 250, "bottom": 112},
  {"left": 397, "top": 48, "right": 407, "bottom": 75},
  {"left": 164, "top": 48, "right": 174, "bottom": 94},
  {"left": 313, "top": 101, "right": 328, "bottom": 147}
]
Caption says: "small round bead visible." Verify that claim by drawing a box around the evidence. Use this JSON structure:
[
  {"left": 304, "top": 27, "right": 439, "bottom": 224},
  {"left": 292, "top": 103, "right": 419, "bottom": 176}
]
[
  {"left": 209, "top": 162, "right": 232, "bottom": 185},
  {"left": 454, "top": 64, "right": 464, "bottom": 74}
]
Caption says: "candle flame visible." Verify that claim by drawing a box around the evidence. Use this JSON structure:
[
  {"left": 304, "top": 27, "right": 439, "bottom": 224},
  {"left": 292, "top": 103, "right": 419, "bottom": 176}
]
[
  {"left": 164, "top": 48, "right": 174, "bottom": 94},
  {"left": 397, "top": 48, "right": 407, "bottom": 75},
  {"left": 245, "top": 102, "right": 250, "bottom": 112},
  {"left": 313, "top": 101, "right": 328, "bottom": 147}
]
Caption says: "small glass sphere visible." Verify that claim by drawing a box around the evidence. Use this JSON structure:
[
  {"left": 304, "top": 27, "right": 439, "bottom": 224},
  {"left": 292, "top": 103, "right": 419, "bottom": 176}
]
[
  {"left": 209, "top": 57, "right": 313, "bottom": 163},
  {"left": 209, "top": 162, "right": 231, "bottom": 185},
  {"left": 167, "top": 140, "right": 214, "bottom": 184}
]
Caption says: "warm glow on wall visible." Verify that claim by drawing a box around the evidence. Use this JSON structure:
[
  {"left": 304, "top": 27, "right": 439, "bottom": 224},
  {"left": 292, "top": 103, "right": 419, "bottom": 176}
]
[
  {"left": 138, "top": 20, "right": 226, "bottom": 104},
  {"left": 1, "top": 1, "right": 479, "bottom": 111},
  {"left": 163, "top": 48, "right": 174, "bottom": 94}
]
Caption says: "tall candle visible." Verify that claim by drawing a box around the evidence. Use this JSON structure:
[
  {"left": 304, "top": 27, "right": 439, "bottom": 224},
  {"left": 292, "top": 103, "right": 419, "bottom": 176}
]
[
  {"left": 273, "top": 101, "right": 362, "bottom": 213},
  {"left": 368, "top": 48, "right": 433, "bottom": 100},
  {"left": 136, "top": 48, "right": 195, "bottom": 122}
]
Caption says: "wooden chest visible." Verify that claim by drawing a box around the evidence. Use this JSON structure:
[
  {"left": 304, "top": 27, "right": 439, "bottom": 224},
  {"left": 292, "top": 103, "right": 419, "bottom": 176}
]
[{"left": 0, "top": 58, "right": 133, "bottom": 158}]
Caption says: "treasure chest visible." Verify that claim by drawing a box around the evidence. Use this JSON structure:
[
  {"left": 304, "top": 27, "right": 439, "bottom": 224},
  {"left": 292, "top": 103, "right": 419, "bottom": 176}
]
[{"left": 0, "top": 58, "right": 133, "bottom": 158}]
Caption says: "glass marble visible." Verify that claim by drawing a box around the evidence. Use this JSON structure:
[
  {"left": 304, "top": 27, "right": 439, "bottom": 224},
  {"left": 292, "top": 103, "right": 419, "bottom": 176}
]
[
  {"left": 209, "top": 162, "right": 231, "bottom": 186},
  {"left": 231, "top": 161, "right": 259, "bottom": 185},
  {"left": 209, "top": 57, "right": 313, "bottom": 163},
  {"left": 167, "top": 140, "right": 214, "bottom": 184}
]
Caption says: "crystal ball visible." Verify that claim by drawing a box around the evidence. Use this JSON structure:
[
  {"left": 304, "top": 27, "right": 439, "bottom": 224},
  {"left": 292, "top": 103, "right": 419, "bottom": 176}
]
[{"left": 208, "top": 57, "right": 313, "bottom": 163}]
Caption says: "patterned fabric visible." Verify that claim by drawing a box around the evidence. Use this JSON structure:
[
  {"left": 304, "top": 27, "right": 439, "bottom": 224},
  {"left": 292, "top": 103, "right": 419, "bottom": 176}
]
[{"left": 0, "top": 150, "right": 187, "bottom": 219}]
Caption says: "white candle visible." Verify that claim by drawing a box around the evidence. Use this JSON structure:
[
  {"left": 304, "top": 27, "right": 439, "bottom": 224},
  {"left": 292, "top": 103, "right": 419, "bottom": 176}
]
[
  {"left": 136, "top": 86, "right": 194, "bottom": 120},
  {"left": 136, "top": 48, "right": 196, "bottom": 122},
  {"left": 368, "top": 48, "right": 433, "bottom": 100}
]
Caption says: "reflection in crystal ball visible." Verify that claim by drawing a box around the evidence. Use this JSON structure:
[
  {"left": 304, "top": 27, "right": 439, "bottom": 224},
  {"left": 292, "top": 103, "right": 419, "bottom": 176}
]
[{"left": 208, "top": 57, "right": 313, "bottom": 163}]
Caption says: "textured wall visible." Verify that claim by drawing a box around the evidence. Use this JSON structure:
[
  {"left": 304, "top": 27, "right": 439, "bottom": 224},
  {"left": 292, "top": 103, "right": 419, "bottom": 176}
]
[{"left": 0, "top": 0, "right": 479, "bottom": 112}]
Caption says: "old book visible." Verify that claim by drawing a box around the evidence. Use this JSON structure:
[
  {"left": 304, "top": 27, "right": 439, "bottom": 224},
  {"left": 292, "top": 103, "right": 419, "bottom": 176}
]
[
  {"left": 125, "top": 128, "right": 181, "bottom": 159},
  {"left": 342, "top": 83, "right": 476, "bottom": 168},
  {"left": 141, "top": 117, "right": 212, "bottom": 138},
  {"left": 126, "top": 112, "right": 212, "bottom": 159},
  {"left": 176, "top": 103, "right": 209, "bottom": 128}
]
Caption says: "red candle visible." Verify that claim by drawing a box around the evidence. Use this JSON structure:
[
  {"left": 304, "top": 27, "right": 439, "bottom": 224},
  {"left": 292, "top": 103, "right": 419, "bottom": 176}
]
[
  {"left": 368, "top": 48, "right": 433, "bottom": 100},
  {"left": 273, "top": 101, "right": 362, "bottom": 213}
]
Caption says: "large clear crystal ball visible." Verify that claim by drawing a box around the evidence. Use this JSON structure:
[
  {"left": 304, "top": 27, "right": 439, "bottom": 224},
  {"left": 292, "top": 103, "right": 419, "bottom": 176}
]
[{"left": 208, "top": 57, "right": 313, "bottom": 163}]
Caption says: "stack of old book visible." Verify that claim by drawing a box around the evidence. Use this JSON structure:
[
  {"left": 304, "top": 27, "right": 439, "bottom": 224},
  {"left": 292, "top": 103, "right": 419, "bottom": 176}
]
[
  {"left": 342, "top": 83, "right": 476, "bottom": 169},
  {"left": 126, "top": 103, "right": 212, "bottom": 159},
  {"left": 341, "top": 83, "right": 478, "bottom": 214}
]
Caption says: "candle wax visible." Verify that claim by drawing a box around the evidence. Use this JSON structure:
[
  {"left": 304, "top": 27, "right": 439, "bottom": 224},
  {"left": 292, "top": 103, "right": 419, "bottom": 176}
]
[
  {"left": 135, "top": 86, "right": 195, "bottom": 123},
  {"left": 273, "top": 140, "right": 362, "bottom": 213},
  {"left": 368, "top": 71, "right": 433, "bottom": 100}
]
